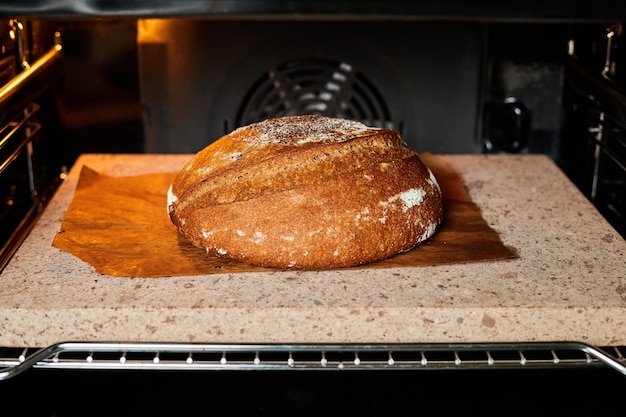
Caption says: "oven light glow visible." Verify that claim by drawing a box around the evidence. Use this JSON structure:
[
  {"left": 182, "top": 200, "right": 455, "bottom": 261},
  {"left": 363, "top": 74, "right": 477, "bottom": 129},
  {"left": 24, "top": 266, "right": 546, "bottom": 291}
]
[
  {"left": 59, "top": 165, "right": 69, "bottom": 180},
  {"left": 137, "top": 19, "right": 171, "bottom": 43}
]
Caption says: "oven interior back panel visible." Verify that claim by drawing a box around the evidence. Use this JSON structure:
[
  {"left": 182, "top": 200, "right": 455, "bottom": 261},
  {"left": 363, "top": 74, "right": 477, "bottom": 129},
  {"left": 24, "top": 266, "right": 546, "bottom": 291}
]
[{"left": 138, "top": 20, "right": 483, "bottom": 154}]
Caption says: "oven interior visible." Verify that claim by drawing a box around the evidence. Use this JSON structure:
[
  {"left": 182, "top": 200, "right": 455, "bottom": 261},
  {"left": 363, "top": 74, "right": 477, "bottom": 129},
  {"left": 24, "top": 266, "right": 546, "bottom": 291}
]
[
  {"left": 0, "top": 3, "right": 625, "bottom": 415},
  {"left": 1, "top": 15, "right": 623, "bottom": 273}
]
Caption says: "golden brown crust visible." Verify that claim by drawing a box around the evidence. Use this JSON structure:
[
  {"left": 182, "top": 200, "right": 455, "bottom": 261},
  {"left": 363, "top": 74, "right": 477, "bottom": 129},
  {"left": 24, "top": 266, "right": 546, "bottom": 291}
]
[{"left": 168, "top": 115, "right": 443, "bottom": 269}]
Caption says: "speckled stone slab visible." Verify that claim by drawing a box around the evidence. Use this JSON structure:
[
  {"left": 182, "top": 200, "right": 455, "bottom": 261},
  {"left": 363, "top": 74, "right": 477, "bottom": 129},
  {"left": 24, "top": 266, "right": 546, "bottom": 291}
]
[{"left": 1, "top": 154, "right": 624, "bottom": 348}]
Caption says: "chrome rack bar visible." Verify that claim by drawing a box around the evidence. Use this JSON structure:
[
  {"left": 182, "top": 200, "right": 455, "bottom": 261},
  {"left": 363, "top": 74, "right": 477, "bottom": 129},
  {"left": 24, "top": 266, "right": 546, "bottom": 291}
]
[
  {"left": 0, "top": 38, "right": 63, "bottom": 126},
  {"left": 1, "top": 342, "right": 625, "bottom": 381},
  {"left": 0, "top": 102, "right": 41, "bottom": 175}
]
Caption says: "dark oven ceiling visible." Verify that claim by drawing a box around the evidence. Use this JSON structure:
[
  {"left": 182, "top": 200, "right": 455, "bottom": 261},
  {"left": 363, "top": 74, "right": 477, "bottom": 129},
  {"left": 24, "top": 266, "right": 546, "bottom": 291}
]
[{"left": 0, "top": 0, "right": 626, "bottom": 21}]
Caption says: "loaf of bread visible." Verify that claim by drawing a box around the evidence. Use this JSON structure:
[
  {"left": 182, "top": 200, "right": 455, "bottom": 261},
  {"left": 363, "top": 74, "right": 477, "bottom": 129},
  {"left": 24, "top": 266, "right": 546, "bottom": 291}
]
[{"left": 167, "top": 115, "right": 443, "bottom": 269}]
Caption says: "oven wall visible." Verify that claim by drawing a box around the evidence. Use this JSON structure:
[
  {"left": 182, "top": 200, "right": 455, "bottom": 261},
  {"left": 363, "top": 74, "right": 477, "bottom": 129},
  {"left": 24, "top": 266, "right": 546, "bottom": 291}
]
[
  {"left": 54, "top": 19, "right": 572, "bottom": 158},
  {"left": 137, "top": 19, "right": 485, "bottom": 154},
  {"left": 53, "top": 19, "right": 144, "bottom": 160}
]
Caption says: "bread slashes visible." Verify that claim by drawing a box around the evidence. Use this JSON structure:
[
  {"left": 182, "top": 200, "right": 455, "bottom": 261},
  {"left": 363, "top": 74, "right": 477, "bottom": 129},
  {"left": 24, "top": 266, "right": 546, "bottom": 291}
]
[{"left": 167, "top": 115, "right": 443, "bottom": 269}]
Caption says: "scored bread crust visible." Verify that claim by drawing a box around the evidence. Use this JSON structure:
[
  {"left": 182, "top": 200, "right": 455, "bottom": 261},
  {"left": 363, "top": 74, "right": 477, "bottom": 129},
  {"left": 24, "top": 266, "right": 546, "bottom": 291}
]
[{"left": 167, "top": 115, "right": 443, "bottom": 269}]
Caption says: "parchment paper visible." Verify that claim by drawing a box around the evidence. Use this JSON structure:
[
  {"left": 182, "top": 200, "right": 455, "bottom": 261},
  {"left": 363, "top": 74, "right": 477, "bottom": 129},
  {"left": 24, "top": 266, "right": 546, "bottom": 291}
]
[{"left": 52, "top": 154, "right": 517, "bottom": 277}]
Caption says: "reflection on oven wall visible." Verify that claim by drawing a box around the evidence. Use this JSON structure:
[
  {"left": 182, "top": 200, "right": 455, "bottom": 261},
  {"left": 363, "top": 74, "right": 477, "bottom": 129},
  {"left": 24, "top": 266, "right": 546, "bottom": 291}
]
[{"left": 482, "top": 24, "right": 568, "bottom": 159}]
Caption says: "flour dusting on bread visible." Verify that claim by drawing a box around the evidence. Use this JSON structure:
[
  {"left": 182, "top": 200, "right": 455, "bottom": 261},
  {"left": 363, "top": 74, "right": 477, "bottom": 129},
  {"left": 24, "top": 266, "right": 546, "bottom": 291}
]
[{"left": 241, "top": 114, "right": 372, "bottom": 145}]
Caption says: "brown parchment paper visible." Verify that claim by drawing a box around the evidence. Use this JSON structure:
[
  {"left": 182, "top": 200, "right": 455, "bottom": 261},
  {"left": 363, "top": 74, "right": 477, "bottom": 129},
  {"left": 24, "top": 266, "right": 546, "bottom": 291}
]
[{"left": 52, "top": 154, "right": 517, "bottom": 277}]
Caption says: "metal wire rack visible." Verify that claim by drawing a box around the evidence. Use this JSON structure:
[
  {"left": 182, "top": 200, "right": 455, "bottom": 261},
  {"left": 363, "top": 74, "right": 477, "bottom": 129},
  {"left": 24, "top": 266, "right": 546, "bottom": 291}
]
[{"left": 1, "top": 341, "right": 625, "bottom": 381}]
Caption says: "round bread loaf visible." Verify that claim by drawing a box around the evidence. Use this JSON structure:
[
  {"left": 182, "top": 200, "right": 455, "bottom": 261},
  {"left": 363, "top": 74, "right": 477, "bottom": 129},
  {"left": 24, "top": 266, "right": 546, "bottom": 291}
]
[{"left": 167, "top": 115, "right": 443, "bottom": 269}]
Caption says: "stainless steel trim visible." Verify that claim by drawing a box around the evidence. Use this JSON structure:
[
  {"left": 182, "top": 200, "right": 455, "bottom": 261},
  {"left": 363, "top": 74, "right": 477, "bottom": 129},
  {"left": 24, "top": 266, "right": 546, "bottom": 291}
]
[
  {"left": 0, "top": 102, "right": 40, "bottom": 174},
  {"left": 0, "top": 41, "right": 62, "bottom": 125},
  {"left": 1, "top": 342, "right": 625, "bottom": 381}
]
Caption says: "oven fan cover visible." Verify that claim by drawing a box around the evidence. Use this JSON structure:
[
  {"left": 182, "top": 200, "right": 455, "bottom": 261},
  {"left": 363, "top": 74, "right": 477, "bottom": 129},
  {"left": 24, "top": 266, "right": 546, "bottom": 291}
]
[{"left": 235, "top": 57, "right": 394, "bottom": 130}]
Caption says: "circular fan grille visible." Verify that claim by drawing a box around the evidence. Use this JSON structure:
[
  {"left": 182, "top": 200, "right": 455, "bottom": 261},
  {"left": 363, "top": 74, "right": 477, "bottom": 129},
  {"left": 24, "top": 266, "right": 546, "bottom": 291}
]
[{"left": 236, "top": 57, "right": 393, "bottom": 129}]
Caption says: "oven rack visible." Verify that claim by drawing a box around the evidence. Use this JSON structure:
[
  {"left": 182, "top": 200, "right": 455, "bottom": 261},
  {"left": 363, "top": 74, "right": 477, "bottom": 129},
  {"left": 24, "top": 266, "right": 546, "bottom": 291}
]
[{"left": 1, "top": 342, "right": 625, "bottom": 381}]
